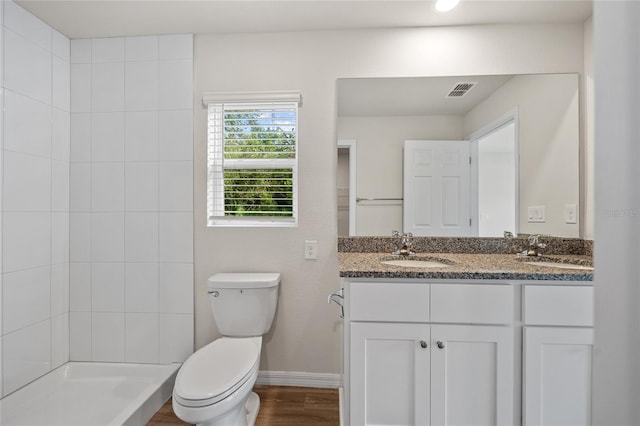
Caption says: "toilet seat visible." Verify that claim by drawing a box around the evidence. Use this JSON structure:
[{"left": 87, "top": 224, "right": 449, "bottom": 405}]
[{"left": 173, "top": 337, "right": 261, "bottom": 408}]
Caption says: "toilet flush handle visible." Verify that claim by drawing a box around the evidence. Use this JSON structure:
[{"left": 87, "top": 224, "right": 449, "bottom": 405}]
[{"left": 208, "top": 290, "right": 220, "bottom": 297}]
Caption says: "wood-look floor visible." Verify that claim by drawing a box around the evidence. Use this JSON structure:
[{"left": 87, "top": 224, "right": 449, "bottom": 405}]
[{"left": 147, "top": 386, "right": 340, "bottom": 426}]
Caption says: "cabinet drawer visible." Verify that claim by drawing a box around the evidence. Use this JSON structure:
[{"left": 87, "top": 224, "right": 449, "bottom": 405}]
[
  {"left": 430, "top": 284, "right": 514, "bottom": 324},
  {"left": 349, "top": 282, "right": 429, "bottom": 322},
  {"left": 524, "top": 285, "right": 594, "bottom": 326}
]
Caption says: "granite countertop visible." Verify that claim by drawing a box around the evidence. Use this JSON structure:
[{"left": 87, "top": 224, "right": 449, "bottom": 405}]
[{"left": 339, "top": 252, "right": 593, "bottom": 281}]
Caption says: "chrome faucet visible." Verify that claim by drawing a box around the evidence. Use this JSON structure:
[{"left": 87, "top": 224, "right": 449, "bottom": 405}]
[
  {"left": 519, "top": 234, "right": 546, "bottom": 257},
  {"left": 392, "top": 230, "right": 415, "bottom": 256}
]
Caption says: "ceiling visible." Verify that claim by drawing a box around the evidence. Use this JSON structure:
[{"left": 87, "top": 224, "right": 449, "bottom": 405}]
[{"left": 17, "top": 0, "right": 593, "bottom": 40}]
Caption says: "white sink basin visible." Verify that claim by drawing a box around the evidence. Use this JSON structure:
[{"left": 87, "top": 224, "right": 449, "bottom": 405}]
[
  {"left": 525, "top": 261, "right": 593, "bottom": 271},
  {"left": 381, "top": 259, "right": 450, "bottom": 268}
]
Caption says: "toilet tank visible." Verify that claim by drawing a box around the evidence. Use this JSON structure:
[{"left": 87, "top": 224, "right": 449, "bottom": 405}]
[{"left": 208, "top": 273, "right": 280, "bottom": 337}]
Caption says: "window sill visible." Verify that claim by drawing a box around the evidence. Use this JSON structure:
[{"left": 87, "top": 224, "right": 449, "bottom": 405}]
[{"left": 207, "top": 217, "right": 298, "bottom": 228}]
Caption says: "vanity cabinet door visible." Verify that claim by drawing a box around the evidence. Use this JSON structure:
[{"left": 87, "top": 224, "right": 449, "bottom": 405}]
[
  {"left": 523, "top": 327, "right": 593, "bottom": 426},
  {"left": 430, "top": 324, "right": 515, "bottom": 426},
  {"left": 350, "top": 322, "right": 430, "bottom": 426}
]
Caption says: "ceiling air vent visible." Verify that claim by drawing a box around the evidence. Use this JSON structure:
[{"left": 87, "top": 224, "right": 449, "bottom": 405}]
[{"left": 446, "top": 82, "right": 477, "bottom": 98}]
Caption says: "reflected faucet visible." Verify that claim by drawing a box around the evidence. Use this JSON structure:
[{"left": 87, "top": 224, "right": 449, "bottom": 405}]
[
  {"left": 392, "top": 230, "right": 415, "bottom": 256},
  {"left": 518, "top": 234, "right": 546, "bottom": 257}
]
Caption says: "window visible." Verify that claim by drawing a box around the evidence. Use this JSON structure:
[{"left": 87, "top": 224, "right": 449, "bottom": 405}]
[{"left": 205, "top": 91, "right": 300, "bottom": 227}]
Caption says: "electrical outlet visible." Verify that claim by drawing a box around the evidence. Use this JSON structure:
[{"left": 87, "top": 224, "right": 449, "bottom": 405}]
[
  {"left": 527, "top": 206, "right": 546, "bottom": 223},
  {"left": 304, "top": 240, "right": 317, "bottom": 260},
  {"left": 565, "top": 204, "right": 577, "bottom": 224}
]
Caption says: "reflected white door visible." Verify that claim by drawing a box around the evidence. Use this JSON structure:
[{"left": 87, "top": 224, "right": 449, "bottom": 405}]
[{"left": 403, "top": 140, "right": 472, "bottom": 236}]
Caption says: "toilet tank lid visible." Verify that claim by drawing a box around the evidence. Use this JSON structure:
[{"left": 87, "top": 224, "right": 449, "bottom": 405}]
[{"left": 208, "top": 273, "right": 281, "bottom": 289}]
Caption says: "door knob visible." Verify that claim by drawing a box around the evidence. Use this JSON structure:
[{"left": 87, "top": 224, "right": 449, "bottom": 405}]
[
  {"left": 420, "top": 340, "right": 428, "bottom": 349},
  {"left": 436, "top": 341, "right": 445, "bottom": 349}
]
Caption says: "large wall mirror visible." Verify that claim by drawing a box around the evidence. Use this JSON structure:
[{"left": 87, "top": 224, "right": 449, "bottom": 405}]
[{"left": 336, "top": 73, "right": 580, "bottom": 238}]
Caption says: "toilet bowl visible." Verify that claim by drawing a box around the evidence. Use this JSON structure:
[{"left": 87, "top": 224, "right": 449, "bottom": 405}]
[
  {"left": 172, "top": 272, "right": 280, "bottom": 426},
  {"left": 173, "top": 337, "right": 262, "bottom": 426}
]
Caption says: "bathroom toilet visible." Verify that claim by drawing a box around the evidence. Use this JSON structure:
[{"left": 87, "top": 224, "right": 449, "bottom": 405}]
[{"left": 172, "top": 273, "right": 280, "bottom": 426}]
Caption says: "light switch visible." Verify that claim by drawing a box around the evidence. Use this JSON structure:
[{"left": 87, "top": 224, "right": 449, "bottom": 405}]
[{"left": 304, "top": 240, "right": 317, "bottom": 260}]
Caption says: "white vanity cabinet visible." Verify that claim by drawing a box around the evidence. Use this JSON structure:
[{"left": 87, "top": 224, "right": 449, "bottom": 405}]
[
  {"left": 522, "top": 285, "right": 594, "bottom": 426},
  {"left": 350, "top": 322, "right": 431, "bottom": 425},
  {"left": 346, "top": 281, "right": 515, "bottom": 426}
]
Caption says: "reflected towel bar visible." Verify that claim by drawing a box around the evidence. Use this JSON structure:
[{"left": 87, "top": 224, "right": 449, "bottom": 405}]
[{"left": 356, "top": 197, "right": 403, "bottom": 202}]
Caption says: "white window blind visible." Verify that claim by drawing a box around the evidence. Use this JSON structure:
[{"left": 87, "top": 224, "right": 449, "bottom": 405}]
[{"left": 206, "top": 92, "right": 300, "bottom": 227}]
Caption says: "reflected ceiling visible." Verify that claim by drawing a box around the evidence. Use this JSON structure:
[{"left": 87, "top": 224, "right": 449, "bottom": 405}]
[{"left": 337, "top": 75, "right": 514, "bottom": 117}]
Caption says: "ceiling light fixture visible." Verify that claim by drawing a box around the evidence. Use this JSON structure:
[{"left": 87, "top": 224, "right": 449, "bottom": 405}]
[{"left": 435, "top": 0, "right": 460, "bottom": 12}]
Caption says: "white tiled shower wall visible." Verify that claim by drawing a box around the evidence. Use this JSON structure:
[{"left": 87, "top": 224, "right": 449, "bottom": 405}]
[
  {"left": 1, "top": 0, "right": 71, "bottom": 396},
  {"left": 0, "top": 0, "right": 195, "bottom": 398},
  {"left": 68, "top": 36, "right": 194, "bottom": 363}
]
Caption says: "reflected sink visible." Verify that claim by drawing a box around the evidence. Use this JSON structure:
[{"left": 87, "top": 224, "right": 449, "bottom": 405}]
[
  {"left": 381, "top": 258, "right": 451, "bottom": 268},
  {"left": 524, "top": 261, "right": 593, "bottom": 271}
]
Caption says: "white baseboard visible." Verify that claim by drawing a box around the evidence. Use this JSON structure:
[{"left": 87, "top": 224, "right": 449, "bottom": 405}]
[{"left": 256, "top": 370, "right": 342, "bottom": 389}]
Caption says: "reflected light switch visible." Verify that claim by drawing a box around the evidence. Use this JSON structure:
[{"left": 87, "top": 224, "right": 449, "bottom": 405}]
[
  {"left": 528, "top": 206, "right": 546, "bottom": 223},
  {"left": 565, "top": 204, "right": 577, "bottom": 224}
]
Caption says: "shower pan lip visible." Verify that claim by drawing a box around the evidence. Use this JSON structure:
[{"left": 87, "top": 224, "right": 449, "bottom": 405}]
[{"left": 0, "top": 361, "right": 180, "bottom": 426}]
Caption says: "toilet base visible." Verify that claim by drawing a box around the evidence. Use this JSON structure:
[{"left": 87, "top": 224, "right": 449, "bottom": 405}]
[
  {"left": 246, "top": 392, "right": 260, "bottom": 426},
  {"left": 191, "top": 391, "right": 260, "bottom": 426}
]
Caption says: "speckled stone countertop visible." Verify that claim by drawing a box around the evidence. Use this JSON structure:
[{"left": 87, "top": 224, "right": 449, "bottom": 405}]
[
  {"left": 339, "top": 252, "right": 593, "bottom": 281},
  {"left": 338, "top": 236, "right": 592, "bottom": 256}
]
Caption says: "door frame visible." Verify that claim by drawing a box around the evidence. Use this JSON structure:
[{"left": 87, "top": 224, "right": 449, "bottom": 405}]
[
  {"left": 467, "top": 107, "right": 520, "bottom": 237},
  {"left": 338, "top": 139, "right": 357, "bottom": 236}
]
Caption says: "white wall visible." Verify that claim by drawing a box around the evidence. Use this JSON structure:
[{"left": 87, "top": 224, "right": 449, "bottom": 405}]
[
  {"left": 68, "top": 35, "right": 194, "bottom": 365},
  {"left": 593, "top": 3, "right": 640, "bottom": 424},
  {"left": 337, "top": 115, "right": 463, "bottom": 235},
  {"left": 194, "top": 24, "right": 585, "bottom": 376},
  {"left": 464, "top": 73, "right": 580, "bottom": 237},
  {"left": 0, "top": 1, "right": 71, "bottom": 396}
]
